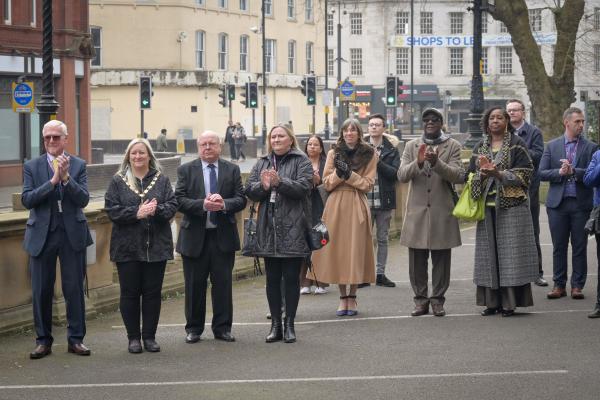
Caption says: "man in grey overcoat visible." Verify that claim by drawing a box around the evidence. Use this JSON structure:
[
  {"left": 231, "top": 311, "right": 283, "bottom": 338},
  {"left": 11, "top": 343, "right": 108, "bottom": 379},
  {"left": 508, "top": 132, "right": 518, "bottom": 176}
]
[{"left": 398, "top": 108, "right": 464, "bottom": 317}]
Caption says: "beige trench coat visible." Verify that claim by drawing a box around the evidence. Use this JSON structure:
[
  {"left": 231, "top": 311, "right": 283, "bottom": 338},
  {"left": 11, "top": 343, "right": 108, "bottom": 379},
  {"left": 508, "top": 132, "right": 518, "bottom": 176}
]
[
  {"left": 311, "top": 149, "right": 377, "bottom": 284},
  {"left": 398, "top": 137, "right": 464, "bottom": 250}
]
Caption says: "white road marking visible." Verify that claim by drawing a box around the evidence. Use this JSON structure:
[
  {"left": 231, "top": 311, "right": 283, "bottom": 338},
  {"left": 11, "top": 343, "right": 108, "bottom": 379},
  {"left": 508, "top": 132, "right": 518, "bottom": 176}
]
[{"left": 0, "top": 370, "right": 569, "bottom": 390}]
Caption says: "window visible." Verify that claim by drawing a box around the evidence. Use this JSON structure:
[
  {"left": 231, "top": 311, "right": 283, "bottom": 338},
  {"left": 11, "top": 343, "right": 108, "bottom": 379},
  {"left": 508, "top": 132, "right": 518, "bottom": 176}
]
[
  {"left": 396, "top": 11, "right": 409, "bottom": 34},
  {"left": 529, "top": 8, "right": 542, "bottom": 32},
  {"left": 265, "top": 39, "right": 276, "bottom": 73},
  {"left": 450, "top": 12, "right": 463, "bottom": 34},
  {"left": 420, "top": 47, "right": 432, "bottom": 75},
  {"left": 195, "top": 0, "right": 204, "bottom": 5},
  {"left": 306, "top": 42, "right": 313, "bottom": 73},
  {"left": 218, "top": 33, "right": 228, "bottom": 70},
  {"left": 350, "top": 12, "right": 362, "bottom": 35},
  {"left": 288, "top": 40, "right": 296, "bottom": 73},
  {"left": 3, "top": 0, "right": 11, "bottom": 24},
  {"left": 327, "top": 49, "right": 334, "bottom": 76},
  {"left": 305, "top": 0, "right": 313, "bottom": 22},
  {"left": 500, "top": 21, "right": 508, "bottom": 33},
  {"left": 90, "top": 27, "right": 102, "bottom": 67},
  {"left": 396, "top": 47, "right": 409, "bottom": 75},
  {"left": 449, "top": 48, "right": 463, "bottom": 75},
  {"left": 195, "top": 30, "right": 205, "bottom": 69},
  {"left": 239, "top": 0, "right": 247, "bottom": 11},
  {"left": 264, "top": 0, "right": 272, "bottom": 17},
  {"left": 240, "top": 35, "right": 249, "bottom": 71},
  {"left": 30, "top": 0, "right": 36, "bottom": 26},
  {"left": 595, "top": 44, "right": 600, "bottom": 73},
  {"left": 594, "top": 7, "right": 599, "bottom": 30},
  {"left": 420, "top": 12, "right": 433, "bottom": 34},
  {"left": 327, "top": 14, "right": 334, "bottom": 36},
  {"left": 481, "top": 47, "right": 488, "bottom": 74},
  {"left": 481, "top": 11, "right": 488, "bottom": 34},
  {"left": 218, "top": 0, "right": 227, "bottom": 9},
  {"left": 350, "top": 48, "right": 362, "bottom": 76},
  {"left": 287, "top": 0, "right": 295, "bottom": 19},
  {"left": 499, "top": 47, "right": 512, "bottom": 74}
]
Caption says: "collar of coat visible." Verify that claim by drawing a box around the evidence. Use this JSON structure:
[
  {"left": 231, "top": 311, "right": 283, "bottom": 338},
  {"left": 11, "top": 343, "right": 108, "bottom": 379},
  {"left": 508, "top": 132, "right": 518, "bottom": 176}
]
[
  {"left": 334, "top": 141, "right": 375, "bottom": 171},
  {"left": 259, "top": 148, "right": 306, "bottom": 162}
]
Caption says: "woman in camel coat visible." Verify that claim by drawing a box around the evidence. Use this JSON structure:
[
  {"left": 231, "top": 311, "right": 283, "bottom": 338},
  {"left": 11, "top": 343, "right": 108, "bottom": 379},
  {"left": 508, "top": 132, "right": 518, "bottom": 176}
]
[{"left": 311, "top": 118, "right": 377, "bottom": 317}]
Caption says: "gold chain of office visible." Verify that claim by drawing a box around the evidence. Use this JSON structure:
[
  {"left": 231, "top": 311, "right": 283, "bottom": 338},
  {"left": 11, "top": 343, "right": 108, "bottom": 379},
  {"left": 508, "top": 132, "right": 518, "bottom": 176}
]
[{"left": 120, "top": 171, "right": 161, "bottom": 201}]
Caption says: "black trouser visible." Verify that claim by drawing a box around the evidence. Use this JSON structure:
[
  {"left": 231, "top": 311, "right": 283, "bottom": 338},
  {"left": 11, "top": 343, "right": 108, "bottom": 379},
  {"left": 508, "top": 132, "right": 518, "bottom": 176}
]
[
  {"left": 265, "top": 257, "right": 303, "bottom": 320},
  {"left": 182, "top": 230, "right": 235, "bottom": 336},
  {"left": 116, "top": 261, "right": 166, "bottom": 341}
]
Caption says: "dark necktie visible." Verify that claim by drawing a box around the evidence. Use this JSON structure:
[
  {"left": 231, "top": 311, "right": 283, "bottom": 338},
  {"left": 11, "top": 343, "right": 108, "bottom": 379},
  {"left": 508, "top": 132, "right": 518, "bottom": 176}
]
[{"left": 208, "top": 164, "right": 218, "bottom": 225}]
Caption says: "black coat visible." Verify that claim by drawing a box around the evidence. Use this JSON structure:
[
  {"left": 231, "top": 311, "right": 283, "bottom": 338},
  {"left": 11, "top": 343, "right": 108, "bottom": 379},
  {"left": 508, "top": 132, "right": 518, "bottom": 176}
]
[
  {"left": 245, "top": 149, "right": 313, "bottom": 258},
  {"left": 309, "top": 155, "right": 327, "bottom": 225},
  {"left": 104, "top": 169, "right": 177, "bottom": 263},
  {"left": 175, "top": 158, "right": 247, "bottom": 257},
  {"left": 373, "top": 136, "right": 400, "bottom": 210}
]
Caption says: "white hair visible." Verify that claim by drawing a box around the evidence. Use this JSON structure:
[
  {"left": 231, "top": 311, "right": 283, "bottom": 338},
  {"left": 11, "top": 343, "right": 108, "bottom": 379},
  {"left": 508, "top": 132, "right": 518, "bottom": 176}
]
[{"left": 43, "top": 120, "right": 68, "bottom": 136}]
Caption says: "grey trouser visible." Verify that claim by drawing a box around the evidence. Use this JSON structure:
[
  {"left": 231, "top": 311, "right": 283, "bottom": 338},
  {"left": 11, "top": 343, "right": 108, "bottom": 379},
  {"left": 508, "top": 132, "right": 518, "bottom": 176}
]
[
  {"left": 408, "top": 248, "right": 452, "bottom": 306},
  {"left": 371, "top": 208, "right": 393, "bottom": 275}
]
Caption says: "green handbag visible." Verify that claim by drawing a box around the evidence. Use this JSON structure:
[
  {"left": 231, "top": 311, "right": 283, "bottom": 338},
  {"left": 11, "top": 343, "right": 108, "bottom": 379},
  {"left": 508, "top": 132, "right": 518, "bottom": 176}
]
[{"left": 452, "top": 173, "right": 485, "bottom": 221}]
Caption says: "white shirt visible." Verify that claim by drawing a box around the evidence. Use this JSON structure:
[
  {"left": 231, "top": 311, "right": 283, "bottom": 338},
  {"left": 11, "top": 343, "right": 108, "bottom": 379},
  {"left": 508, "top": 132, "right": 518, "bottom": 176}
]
[{"left": 201, "top": 160, "right": 219, "bottom": 228}]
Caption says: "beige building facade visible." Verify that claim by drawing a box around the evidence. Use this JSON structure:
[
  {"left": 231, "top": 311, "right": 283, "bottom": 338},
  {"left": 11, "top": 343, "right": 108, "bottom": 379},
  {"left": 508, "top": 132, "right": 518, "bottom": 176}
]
[{"left": 90, "top": 0, "right": 327, "bottom": 141}]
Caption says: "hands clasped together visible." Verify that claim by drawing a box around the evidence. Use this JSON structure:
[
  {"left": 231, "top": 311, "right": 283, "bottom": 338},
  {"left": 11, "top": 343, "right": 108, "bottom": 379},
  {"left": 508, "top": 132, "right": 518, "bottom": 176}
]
[
  {"left": 334, "top": 155, "right": 351, "bottom": 180},
  {"left": 478, "top": 155, "right": 502, "bottom": 179},
  {"left": 204, "top": 193, "right": 225, "bottom": 212},
  {"left": 260, "top": 169, "right": 281, "bottom": 190},
  {"left": 137, "top": 198, "right": 157, "bottom": 219},
  {"left": 51, "top": 155, "right": 71, "bottom": 186},
  {"left": 559, "top": 158, "right": 574, "bottom": 177}
]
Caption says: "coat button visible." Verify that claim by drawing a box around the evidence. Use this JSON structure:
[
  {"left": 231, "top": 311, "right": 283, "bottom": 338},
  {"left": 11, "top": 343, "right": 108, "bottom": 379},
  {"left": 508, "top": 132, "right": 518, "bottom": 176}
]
[
  {"left": 427, "top": 204, "right": 431, "bottom": 207},
  {"left": 427, "top": 189, "right": 431, "bottom": 193}
]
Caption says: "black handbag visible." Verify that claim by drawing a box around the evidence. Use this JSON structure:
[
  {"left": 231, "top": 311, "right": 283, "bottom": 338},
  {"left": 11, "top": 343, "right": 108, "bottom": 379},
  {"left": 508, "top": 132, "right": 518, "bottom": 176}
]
[
  {"left": 241, "top": 202, "right": 258, "bottom": 256},
  {"left": 307, "top": 220, "right": 330, "bottom": 251}
]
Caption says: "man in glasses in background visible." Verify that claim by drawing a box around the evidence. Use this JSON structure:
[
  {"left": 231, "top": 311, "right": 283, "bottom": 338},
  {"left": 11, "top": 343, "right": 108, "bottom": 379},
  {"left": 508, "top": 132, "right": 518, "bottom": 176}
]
[
  {"left": 359, "top": 113, "right": 400, "bottom": 288},
  {"left": 21, "top": 120, "right": 94, "bottom": 359},
  {"left": 506, "top": 99, "right": 547, "bottom": 287}
]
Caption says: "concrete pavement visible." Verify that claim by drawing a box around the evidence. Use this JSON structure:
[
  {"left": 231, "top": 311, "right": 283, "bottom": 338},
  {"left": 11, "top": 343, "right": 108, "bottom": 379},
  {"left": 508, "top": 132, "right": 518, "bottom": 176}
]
[{"left": 0, "top": 208, "right": 599, "bottom": 399}]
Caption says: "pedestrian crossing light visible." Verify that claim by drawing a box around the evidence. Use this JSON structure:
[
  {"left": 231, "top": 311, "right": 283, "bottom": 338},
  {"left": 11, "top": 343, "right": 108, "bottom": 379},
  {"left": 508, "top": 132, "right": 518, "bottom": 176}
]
[
  {"left": 397, "top": 79, "right": 404, "bottom": 95},
  {"left": 218, "top": 85, "right": 228, "bottom": 108},
  {"left": 248, "top": 82, "right": 258, "bottom": 109},
  {"left": 240, "top": 83, "right": 249, "bottom": 108},
  {"left": 139, "top": 76, "right": 152, "bottom": 110},
  {"left": 385, "top": 76, "right": 397, "bottom": 107},
  {"left": 227, "top": 84, "right": 235, "bottom": 101},
  {"left": 300, "top": 78, "right": 307, "bottom": 96},
  {"left": 306, "top": 76, "right": 316, "bottom": 106}
]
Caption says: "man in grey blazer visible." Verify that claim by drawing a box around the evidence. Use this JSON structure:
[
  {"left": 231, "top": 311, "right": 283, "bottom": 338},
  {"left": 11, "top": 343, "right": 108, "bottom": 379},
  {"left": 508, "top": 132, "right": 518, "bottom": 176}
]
[
  {"left": 22, "top": 120, "right": 93, "bottom": 359},
  {"left": 539, "top": 107, "right": 598, "bottom": 300},
  {"left": 176, "top": 131, "right": 246, "bottom": 343}
]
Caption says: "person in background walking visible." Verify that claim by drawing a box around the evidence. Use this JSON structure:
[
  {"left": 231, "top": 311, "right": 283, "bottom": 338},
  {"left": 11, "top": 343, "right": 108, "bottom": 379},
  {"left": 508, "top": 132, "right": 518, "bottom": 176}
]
[
  {"left": 156, "top": 128, "right": 168, "bottom": 152},
  {"left": 233, "top": 122, "right": 247, "bottom": 162},
  {"left": 104, "top": 138, "right": 177, "bottom": 353},
  {"left": 224, "top": 121, "right": 236, "bottom": 161}
]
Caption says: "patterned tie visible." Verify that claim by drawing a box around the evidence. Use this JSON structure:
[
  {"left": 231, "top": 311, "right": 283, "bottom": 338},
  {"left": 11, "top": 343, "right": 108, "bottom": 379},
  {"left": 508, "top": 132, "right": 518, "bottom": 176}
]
[{"left": 208, "top": 164, "right": 218, "bottom": 225}]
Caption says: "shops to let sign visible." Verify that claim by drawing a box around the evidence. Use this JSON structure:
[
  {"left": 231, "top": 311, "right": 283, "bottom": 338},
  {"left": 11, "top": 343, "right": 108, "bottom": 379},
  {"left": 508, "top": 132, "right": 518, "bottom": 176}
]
[{"left": 12, "top": 82, "right": 34, "bottom": 113}]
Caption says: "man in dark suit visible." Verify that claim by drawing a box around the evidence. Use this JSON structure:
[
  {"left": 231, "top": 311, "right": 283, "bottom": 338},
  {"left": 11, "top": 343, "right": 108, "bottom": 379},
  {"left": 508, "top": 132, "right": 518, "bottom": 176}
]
[
  {"left": 539, "top": 107, "right": 598, "bottom": 300},
  {"left": 22, "top": 120, "right": 93, "bottom": 359},
  {"left": 507, "top": 99, "right": 547, "bottom": 286},
  {"left": 175, "top": 130, "right": 246, "bottom": 343}
]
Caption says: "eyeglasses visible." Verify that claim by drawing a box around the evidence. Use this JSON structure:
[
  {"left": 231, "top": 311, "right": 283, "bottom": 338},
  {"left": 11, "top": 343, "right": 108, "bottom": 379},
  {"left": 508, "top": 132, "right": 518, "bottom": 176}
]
[
  {"left": 43, "top": 135, "right": 64, "bottom": 142},
  {"left": 422, "top": 118, "right": 441, "bottom": 124}
]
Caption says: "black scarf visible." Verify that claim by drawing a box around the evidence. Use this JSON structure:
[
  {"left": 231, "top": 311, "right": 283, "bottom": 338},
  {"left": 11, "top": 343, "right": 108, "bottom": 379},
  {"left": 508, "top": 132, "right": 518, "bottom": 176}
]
[{"left": 334, "top": 141, "right": 375, "bottom": 171}]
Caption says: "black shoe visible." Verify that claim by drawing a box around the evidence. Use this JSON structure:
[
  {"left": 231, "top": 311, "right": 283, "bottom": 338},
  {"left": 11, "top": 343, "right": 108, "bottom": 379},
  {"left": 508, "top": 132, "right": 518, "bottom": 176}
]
[
  {"left": 480, "top": 307, "right": 499, "bottom": 316},
  {"left": 214, "top": 332, "right": 236, "bottom": 342},
  {"left": 588, "top": 306, "right": 600, "bottom": 319},
  {"left": 143, "top": 339, "right": 161, "bottom": 352},
  {"left": 357, "top": 282, "right": 370, "bottom": 288},
  {"left": 185, "top": 332, "right": 201, "bottom": 344},
  {"left": 128, "top": 339, "right": 143, "bottom": 354},
  {"left": 30, "top": 344, "right": 52, "bottom": 360},
  {"left": 68, "top": 343, "right": 91, "bottom": 356},
  {"left": 534, "top": 276, "right": 549, "bottom": 286},
  {"left": 376, "top": 274, "right": 396, "bottom": 287},
  {"left": 265, "top": 318, "right": 283, "bottom": 343},
  {"left": 283, "top": 317, "right": 296, "bottom": 343},
  {"left": 501, "top": 309, "right": 515, "bottom": 317}
]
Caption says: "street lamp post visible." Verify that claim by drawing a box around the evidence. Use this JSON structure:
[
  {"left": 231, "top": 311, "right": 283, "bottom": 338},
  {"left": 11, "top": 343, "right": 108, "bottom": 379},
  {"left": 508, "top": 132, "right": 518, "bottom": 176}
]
[
  {"left": 37, "top": 0, "right": 60, "bottom": 154},
  {"left": 261, "top": 0, "right": 267, "bottom": 152},
  {"left": 464, "top": 0, "right": 485, "bottom": 148},
  {"left": 323, "top": 0, "right": 330, "bottom": 140},
  {"left": 336, "top": 2, "right": 343, "bottom": 127}
]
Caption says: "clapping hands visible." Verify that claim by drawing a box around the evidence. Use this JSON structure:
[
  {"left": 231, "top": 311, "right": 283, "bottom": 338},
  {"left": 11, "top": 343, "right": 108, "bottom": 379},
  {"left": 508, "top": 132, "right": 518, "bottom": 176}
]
[
  {"left": 260, "top": 169, "right": 280, "bottom": 190},
  {"left": 137, "top": 198, "right": 157, "bottom": 219},
  {"left": 478, "top": 155, "right": 500, "bottom": 179}
]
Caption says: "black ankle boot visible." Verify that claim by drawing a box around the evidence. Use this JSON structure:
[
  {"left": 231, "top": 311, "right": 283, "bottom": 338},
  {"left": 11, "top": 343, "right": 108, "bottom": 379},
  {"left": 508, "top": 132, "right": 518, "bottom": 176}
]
[
  {"left": 283, "top": 317, "right": 296, "bottom": 343},
  {"left": 265, "top": 318, "right": 283, "bottom": 343}
]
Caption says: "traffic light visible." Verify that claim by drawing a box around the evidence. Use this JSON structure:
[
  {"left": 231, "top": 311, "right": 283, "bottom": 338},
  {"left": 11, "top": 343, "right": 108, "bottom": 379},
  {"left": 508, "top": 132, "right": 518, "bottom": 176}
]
[
  {"left": 300, "top": 78, "right": 307, "bottom": 96},
  {"left": 306, "top": 76, "right": 316, "bottom": 106},
  {"left": 240, "top": 83, "right": 249, "bottom": 108},
  {"left": 218, "top": 85, "right": 228, "bottom": 108},
  {"left": 227, "top": 84, "right": 235, "bottom": 101},
  {"left": 397, "top": 79, "right": 404, "bottom": 95},
  {"left": 248, "top": 82, "right": 258, "bottom": 109},
  {"left": 139, "top": 76, "right": 152, "bottom": 109},
  {"left": 385, "top": 76, "right": 397, "bottom": 107}
]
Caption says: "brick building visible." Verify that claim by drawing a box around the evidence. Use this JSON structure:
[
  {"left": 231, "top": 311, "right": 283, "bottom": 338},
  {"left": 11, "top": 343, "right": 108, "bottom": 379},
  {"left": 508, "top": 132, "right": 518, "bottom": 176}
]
[{"left": 0, "top": 0, "right": 92, "bottom": 187}]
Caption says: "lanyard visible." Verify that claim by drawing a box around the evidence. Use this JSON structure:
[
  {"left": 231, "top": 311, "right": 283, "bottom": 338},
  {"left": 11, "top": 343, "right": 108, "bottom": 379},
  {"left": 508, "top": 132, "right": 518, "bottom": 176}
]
[{"left": 565, "top": 138, "right": 579, "bottom": 164}]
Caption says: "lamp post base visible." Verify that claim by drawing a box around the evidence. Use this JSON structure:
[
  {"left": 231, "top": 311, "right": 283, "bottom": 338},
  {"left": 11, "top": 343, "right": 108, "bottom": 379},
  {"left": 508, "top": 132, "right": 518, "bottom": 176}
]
[{"left": 464, "top": 112, "right": 484, "bottom": 149}]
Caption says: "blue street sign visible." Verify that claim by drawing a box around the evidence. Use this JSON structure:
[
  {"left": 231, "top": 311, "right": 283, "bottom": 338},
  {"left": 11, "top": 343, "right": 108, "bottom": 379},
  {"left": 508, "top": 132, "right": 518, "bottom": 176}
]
[{"left": 12, "top": 82, "right": 34, "bottom": 113}]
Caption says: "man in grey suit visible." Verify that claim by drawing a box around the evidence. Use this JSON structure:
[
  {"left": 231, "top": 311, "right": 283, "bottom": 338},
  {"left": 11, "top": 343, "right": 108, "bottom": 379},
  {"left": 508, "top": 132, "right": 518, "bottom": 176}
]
[
  {"left": 176, "top": 131, "right": 247, "bottom": 343},
  {"left": 22, "top": 120, "right": 93, "bottom": 359}
]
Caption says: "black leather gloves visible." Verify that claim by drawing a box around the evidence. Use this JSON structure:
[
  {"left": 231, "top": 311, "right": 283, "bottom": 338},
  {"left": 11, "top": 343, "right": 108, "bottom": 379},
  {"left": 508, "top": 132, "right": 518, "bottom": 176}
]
[{"left": 334, "top": 156, "right": 351, "bottom": 180}]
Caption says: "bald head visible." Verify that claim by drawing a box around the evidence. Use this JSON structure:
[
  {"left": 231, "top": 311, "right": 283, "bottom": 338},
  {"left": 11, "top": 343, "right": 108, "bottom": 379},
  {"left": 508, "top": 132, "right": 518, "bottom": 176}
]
[{"left": 197, "top": 130, "right": 222, "bottom": 163}]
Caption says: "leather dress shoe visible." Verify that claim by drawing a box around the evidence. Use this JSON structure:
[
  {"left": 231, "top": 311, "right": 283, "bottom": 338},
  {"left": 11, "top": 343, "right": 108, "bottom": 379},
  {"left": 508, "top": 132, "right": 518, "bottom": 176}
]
[
  {"left": 588, "top": 306, "right": 600, "bottom": 318},
  {"left": 501, "top": 309, "right": 515, "bottom": 317},
  {"left": 214, "top": 332, "right": 236, "bottom": 342},
  {"left": 143, "top": 339, "right": 161, "bottom": 352},
  {"left": 128, "top": 339, "right": 143, "bottom": 354},
  {"left": 411, "top": 304, "right": 429, "bottom": 317},
  {"left": 30, "top": 344, "right": 52, "bottom": 359},
  {"left": 480, "top": 307, "right": 499, "bottom": 316},
  {"left": 571, "top": 288, "right": 585, "bottom": 299},
  {"left": 376, "top": 274, "right": 396, "bottom": 287},
  {"left": 185, "top": 332, "right": 201, "bottom": 344},
  {"left": 432, "top": 304, "right": 446, "bottom": 317},
  {"left": 547, "top": 287, "right": 566, "bottom": 299},
  {"left": 534, "top": 276, "right": 549, "bottom": 286},
  {"left": 68, "top": 343, "right": 91, "bottom": 356}
]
